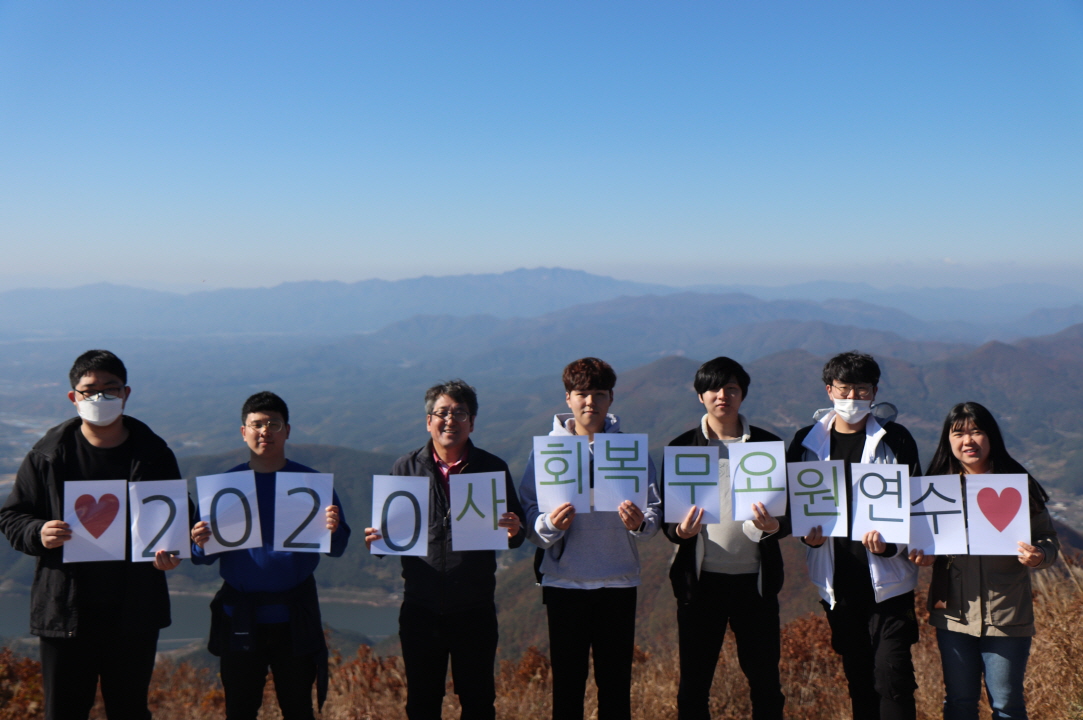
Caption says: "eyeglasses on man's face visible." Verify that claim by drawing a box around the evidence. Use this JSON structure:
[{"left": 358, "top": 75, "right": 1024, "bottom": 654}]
[
  {"left": 831, "top": 383, "right": 875, "bottom": 399},
  {"left": 246, "top": 420, "right": 285, "bottom": 433},
  {"left": 428, "top": 409, "right": 471, "bottom": 423},
  {"left": 75, "top": 387, "right": 125, "bottom": 402}
]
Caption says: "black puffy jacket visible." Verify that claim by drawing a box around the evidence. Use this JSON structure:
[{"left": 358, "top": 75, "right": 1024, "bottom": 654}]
[{"left": 0, "top": 416, "right": 180, "bottom": 638}]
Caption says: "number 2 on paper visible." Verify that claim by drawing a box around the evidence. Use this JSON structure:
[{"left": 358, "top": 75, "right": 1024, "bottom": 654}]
[
  {"left": 283, "top": 487, "right": 321, "bottom": 549},
  {"left": 140, "top": 494, "right": 179, "bottom": 557}
]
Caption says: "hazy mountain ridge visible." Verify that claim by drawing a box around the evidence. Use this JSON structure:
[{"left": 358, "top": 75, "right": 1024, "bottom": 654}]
[
  {"left": 0, "top": 269, "right": 674, "bottom": 338},
  {"left": 690, "top": 280, "right": 1083, "bottom": 326},
  {"left": 3, "top": 269, "right": 1083, "bottom": 343}
]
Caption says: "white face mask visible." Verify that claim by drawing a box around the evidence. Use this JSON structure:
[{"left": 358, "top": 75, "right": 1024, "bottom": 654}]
[
  {"left": 77, "top": 396, "right": 124, "bottom": 426},
  {"left": 833, "top": 399, "right": 871, "bottom": 424}
]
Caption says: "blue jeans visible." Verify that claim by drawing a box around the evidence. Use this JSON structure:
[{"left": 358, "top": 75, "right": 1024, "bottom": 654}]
[{"left": 936, "top": 629, "right": 1031, "bottom": 720}]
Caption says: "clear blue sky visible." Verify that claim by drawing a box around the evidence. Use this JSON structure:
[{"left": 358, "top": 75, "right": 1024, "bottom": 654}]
[{"left": 1, "top": 1, "right": 1081, "bottom": 291}]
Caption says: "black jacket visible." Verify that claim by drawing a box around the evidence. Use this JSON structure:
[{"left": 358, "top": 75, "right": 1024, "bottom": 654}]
[
  {"left": 391, "top": 440, "right": 526, "bottom": 614},
  {"left": 661, "top": 423, "right": 790, "bottom": 604},
  {"left": 0, "top": 416, "right": 180, "bottom": 638}
]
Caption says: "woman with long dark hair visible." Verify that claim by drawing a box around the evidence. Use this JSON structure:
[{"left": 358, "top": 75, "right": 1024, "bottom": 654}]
[{"left": 911, "top": 402, "right": 1059, "bottom": 720}]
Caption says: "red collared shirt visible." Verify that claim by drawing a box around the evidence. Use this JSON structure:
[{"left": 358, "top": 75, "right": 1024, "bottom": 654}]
[{"left": 432, "top": 446, "right": 470, "bottom": 499}]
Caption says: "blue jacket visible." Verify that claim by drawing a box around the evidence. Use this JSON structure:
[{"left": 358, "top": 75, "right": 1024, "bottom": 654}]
[{"left": 191, "top": 459, "right": 351, "bottom": 623}]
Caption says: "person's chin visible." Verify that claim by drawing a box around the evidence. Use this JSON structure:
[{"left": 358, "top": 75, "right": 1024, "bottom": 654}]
[{"left": 579, "top": 416, "right": 605, "bottom": 432}]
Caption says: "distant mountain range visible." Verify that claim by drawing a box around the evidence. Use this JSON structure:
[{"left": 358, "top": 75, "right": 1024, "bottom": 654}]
[{"left": 2, "top": 268, "right": 1083, "bottom": 341}]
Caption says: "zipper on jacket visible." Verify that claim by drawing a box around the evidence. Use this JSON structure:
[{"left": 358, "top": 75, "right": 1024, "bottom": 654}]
[{"left": 439, "top": 457, "right": 468, "bottom": 614}]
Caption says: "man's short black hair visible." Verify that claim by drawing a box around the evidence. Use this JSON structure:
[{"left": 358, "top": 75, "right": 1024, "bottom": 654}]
[
  {"left": 241, "top": 391, "right": 289, "bottom": 424},
  {"left": 694, "top": 357, "right": 751, "bottom": 398},
  {"left": 425, "top": 379, "right": 479, "bottom": 417},
  {"left": 69, "top": 350, "right": 127, "bottom": 389},
  {"left": 821, "top": 351, "right": 881, "bottom": 387}
]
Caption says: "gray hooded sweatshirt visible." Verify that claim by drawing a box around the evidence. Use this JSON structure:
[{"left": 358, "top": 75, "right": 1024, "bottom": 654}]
[{"left": 518, "top": 413, "right": 661, "bottom": 589}]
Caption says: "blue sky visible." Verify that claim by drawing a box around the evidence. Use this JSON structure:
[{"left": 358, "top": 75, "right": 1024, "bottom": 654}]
[{"left": 1, "top": 1, "right": 1081, "bottom": 291}]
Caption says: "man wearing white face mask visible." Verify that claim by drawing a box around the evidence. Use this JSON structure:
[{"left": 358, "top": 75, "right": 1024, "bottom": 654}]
[
  {"left": 0, "top": 349, "right": 182, "bottom": 720},
  {"left": 785, "top": 351, "right": 922, "bottom": 720}
]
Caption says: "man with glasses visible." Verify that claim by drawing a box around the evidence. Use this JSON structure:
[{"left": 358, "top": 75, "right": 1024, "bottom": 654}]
[
  {"left": 364, "top": 379, "right": 525, "bottom": 720},
  {"left": 0, "top": 349, "right": 183, "bottom": 720},
  {"left": 190, "top": 391, "right": 350, "bottom": 720},
  {"left": 786, "top": 351, "right": 922, "bottom": 720}
]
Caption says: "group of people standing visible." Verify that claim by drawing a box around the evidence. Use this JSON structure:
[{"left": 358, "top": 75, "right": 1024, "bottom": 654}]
[{"left": 0, "top": 348, "right": 1062, "bottom": 720}]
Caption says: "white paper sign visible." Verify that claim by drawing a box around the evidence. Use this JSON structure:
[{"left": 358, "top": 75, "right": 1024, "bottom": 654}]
[
  {"left": 273, "top": 473, "right": 333, "bottom": 553},
  {"left": 129, "top": 480, "right": 191, "bottom": 562},
  {"left": 450, "top": 471, "right": 509, "bottom": 552},
  {"left": 730, "top": 441, "right": 787, "bottom": 520},
  {"left": 663, "top": 446, "right": 721, "bottom": 524},
  {"left": 909, "top": 475, "right": 967, "bottom": 555},
  {"left": 196, "top": 471, "right": 264, "bottom": 555},
  {"left": 787, "top": 461, "right": 848, "bottom": 538},
  {"left": 850, "top": 463, "right": 910, "bottom": 544},
  {"left": 965, "top": 474, "right": 1030, "bottom": 555},
  {"left": 532, "top": 436, "right": 591, "bottom": 513},
  {"left": 371, "top": 475, "right": 430, "bottom": 556},
  {"left": 593, "top": 434, "right": 649, "bottom": 512},
  {"left": 63, "top": 480, "right": 128, "bottom": 563}
]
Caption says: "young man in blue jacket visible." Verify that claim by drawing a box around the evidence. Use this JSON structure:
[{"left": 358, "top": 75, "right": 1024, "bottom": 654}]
[{"left": 191, "top": 391, "right": 350, "bottom": 720}]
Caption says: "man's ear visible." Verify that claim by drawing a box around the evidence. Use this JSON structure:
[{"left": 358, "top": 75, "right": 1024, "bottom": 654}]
[{"left": 285, "top": 423, "right": 291, "bottom": 440}]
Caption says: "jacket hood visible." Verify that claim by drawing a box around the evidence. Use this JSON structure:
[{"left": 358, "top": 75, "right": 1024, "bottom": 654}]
[
  {"left": 802, "top": 406, "right": 890, "bottom": 464},
  {"left": 812, "top": 401, "right": 898, "bottom": 424},
  {"left": 551, "top": 412, "right": 620, "bottom": 436}
]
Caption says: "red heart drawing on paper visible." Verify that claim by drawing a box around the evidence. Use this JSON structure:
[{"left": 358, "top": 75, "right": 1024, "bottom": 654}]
[
  {"left": 74, "top": 494, "right": 120, "bottom": 539},
  {"left": 976, "top": 487, "right": 1022, "bottom": 533}
]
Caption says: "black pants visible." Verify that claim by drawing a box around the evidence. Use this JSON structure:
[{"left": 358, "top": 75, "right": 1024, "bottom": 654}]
[
  {"left": 677, "top": 572, "right": 784, "bottom": 720},
  {"left": 543, "top": 586, "right": 637, "bottom": 720},
  {"left": 398, "top": 602, "right": 499, "bottom": 720},
  {"left": 823, "top": 591, "right": 919, "bottom": 720},
  {"left": 220, "top": 622, "right": 318, "bottom": 720},
  {"left": 39, "top": 626, "right": 159, "bottom": 720}
]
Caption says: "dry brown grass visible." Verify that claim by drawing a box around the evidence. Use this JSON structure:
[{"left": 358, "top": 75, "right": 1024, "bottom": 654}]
[
  {"left": 1025, "top": 557, "right": 1083, "bottom": 719},
  {"left": 3, "top": 562, "right": 1083, "bottom": 719}
]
